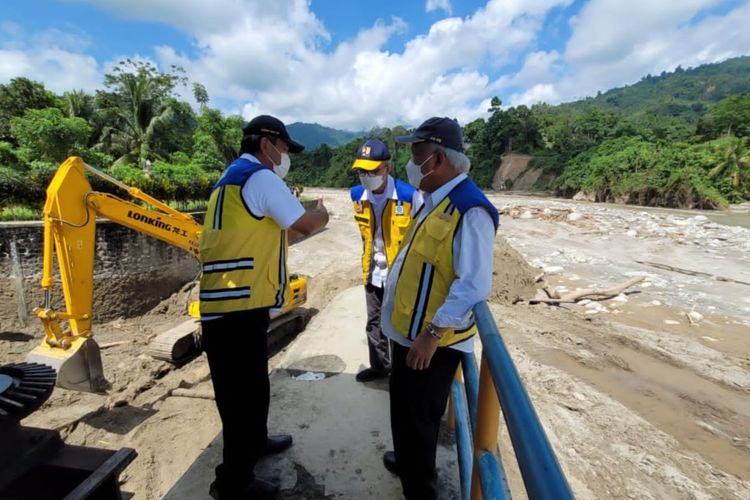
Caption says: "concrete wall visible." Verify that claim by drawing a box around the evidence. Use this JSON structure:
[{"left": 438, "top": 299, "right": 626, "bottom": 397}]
[{"left": 0, "top": 220, "right": 199, "bottom": 330}]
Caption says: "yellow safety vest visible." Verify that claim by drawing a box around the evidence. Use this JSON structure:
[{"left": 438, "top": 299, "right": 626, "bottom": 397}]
[
  {"left": 351, "top": 179, "right": 415, "bottom": 284},
  {"left": 199, "top": 159, "right": 287, "bottom": 315},
  {"left": 390, "top": 178, "right": 499, "bottom": 347}
]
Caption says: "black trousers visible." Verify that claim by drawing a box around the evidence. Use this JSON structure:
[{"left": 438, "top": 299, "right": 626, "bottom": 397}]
[
  {"left": 390, "top": 342, "right": 462, "bottom": 500},
  {"left": 202, "top": 308, "right": 271, "bottom": 496},
  {"left": 365, "top": 283, "right": 391, "bottom": 373}
]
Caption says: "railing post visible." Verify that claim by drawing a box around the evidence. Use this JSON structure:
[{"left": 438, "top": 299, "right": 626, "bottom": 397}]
[
  {"left": 462, "top": 352, "right": 480, "bottom": 434},
  {"left": 473, "top": 301, "right": 574, "bottom": 500},
  {"left": 471, "top": 356, "right": 501, "bottom": 500},
  {"left": 448, "top": 368, "right": 462, "bottom": 430}
]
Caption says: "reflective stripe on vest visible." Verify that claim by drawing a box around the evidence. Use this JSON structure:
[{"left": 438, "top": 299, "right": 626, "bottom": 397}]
[
  {"left": 390, "top": 179, "right": 498, "bottom": 347},
  {"left": 199, "top": 159, "right": 288, "bottom": 315},
  {"left": 350, "top": 180, "right": 414, "bottom": 284}
]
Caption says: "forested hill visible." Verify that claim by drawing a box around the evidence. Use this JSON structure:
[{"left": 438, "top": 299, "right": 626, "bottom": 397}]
[
  {"left": 562, "top": 56, "right": 750, "bottom": 123},
  {"left": 1, "top": 56, "right": 749, "bottom": 219},
  {"left": 287, "top": 122, "right": 363, "bottom": 149},
  {"left": 289, "top": 56, "right": 750, "bottom": 209}
]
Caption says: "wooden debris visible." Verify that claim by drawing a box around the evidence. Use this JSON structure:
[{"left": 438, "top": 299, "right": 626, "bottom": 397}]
[
  {"left": 527, "top": 276, "right": 644, "bottom": 305},
  {"left": 170, "top": 388, "right": 215, "bottom": 400},
  {"left": 635, "top": 260, "right": 750, "bottom": 286},
  {"left": 99, "top": 341, "right": 129, "bottom": 350}
]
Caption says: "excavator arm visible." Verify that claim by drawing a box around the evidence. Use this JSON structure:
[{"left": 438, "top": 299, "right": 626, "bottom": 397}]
[{"left": 27, "top": 156, "right": 309, "bottom": 392}]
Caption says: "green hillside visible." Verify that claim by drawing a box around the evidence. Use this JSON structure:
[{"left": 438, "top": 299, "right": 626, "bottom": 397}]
[
  {"left": 287, "top": 122, "right": 363, "bottom": 150},
  {"left": 563, "top": 56, "right": 750, "bottom": 124},
  {"left": 1, "top": 56, "right": 749, "bottom": 218}
]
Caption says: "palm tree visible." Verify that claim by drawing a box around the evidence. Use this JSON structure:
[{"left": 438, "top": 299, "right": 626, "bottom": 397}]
[
  {"left": 99, "top": 59, "right": 185, "bottom": 167},
  {"left": 708, "top": 136, "right": 750, "bottom": 191}
]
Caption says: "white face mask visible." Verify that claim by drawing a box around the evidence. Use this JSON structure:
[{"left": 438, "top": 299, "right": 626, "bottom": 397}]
[
  {"left": 405, "top": 153, "right": 434, "bottom": 189},
  {"left": 359, "top": 173, "right": 385, "bottom": 192},
  {"left": 269, "top": 141, "right": 291, "bottom": 179}
]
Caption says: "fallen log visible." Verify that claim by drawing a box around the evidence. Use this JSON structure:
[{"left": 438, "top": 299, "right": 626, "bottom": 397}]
[
  {"left": 528, "top": 276, "right": 644, "bottom": 305},
  {"left": 635, "top": 260, "right": 750, "bottom": 287}
]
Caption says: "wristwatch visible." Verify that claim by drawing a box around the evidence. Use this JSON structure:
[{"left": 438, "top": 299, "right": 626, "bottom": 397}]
[{"left": 425, "top": 323, "right": 442, "bottom": 340}]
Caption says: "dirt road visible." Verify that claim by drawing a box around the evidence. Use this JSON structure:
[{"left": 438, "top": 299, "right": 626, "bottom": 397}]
[{"left": 3, "top": 188, "right": 749, "bottom": 499}]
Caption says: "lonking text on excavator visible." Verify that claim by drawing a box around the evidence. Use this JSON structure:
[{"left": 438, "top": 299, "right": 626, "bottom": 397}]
[{"left": 27, "top": 156, "right": 321, "bottom": 392}]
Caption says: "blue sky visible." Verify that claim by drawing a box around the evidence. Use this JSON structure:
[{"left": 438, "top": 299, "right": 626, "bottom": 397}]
[{"left": 2, "top": 0, "right": 749, "bottom": 130}]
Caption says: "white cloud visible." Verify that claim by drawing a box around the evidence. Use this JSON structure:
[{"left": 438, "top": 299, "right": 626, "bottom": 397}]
[
  {"left": 546, "top": 0, "right": 750, "bottom": 103},
  {"left": 114, "top": 0, "right": 570, "bottom": 129},
  {"left": 509, "top": 84, "right": 561, "bottom": 107},
  {"left": 5, "top": 0, "right": 749, "bottom": 131},
  {"left": 426, "top": 0, "right": 453, "bottom": 16},
  {"left": 0, "top": 27, "right": 102, "bottom": 93}
]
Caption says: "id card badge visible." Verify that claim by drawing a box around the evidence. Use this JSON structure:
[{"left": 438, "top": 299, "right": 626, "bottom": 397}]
[{"left": 395, "top": 201, "right": 404, "bottom": 216}]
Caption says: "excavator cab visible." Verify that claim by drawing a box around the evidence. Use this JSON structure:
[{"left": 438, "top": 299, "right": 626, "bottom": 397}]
[{"left": 28, "top": 157, "right": 317, "bottom": 392}]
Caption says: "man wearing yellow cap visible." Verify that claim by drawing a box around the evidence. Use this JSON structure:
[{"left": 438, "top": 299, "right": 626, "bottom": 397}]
[{"left": 350, "top": 139, "right": 421, "bottom": 383}]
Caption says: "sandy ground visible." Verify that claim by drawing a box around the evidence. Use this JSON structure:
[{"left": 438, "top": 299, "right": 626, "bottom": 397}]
[{"left": 2, "top": 188, "right": 749, "bottom": 499}]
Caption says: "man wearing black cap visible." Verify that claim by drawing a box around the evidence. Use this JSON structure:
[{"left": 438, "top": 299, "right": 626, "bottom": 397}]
[
  {"left": 200, "top": 114, "right": 328, "bottom": 499},
  {"left": 380, "top": 117, "right": 499, "bottom": 499},
  {"left": 350, "top": 139, "right": 421, "bottom": 383}
]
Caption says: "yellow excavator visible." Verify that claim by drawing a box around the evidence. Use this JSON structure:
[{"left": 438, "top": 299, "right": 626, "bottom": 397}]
[{"left": 26, "top": 156, "right": 311, "bottom": 392}]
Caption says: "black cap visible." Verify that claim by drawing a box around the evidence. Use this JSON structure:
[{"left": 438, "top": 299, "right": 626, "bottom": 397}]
[
  {"left": 242, "top": 114, "right": 305, "bottom": 153},
  {"left": 395, "top": 117, "right": 464, "bottom": 153}
]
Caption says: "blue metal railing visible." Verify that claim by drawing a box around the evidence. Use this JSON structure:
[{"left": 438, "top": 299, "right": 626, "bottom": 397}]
[{"left": 449, "top": 300, "right": 574, "bottom": 500}]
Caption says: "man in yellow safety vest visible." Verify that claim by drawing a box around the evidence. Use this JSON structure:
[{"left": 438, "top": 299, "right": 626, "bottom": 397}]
[
  {"left": 380, "top": 117, "right": 499, "bottom": 499},
  {"left": 350, "top": 139, "right": 421, "bottom": 383},
  {"left": 200, "top": 115, "right": 328, "bottom": 499}
]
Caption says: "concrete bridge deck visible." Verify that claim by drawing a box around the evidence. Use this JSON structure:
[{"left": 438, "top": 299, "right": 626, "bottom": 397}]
[{"left": 165, "top": 286, "right": 460, "bottom": 499}]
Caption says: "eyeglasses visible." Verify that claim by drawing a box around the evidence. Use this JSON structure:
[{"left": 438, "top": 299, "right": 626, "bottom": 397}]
[{"left": 357, "top": 165, "right": 387, "bottom": 177}]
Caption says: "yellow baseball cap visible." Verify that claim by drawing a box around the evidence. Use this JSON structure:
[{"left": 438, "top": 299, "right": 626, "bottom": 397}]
[{"left": 352, "top": 139, "right": 391, "bottom": 171}]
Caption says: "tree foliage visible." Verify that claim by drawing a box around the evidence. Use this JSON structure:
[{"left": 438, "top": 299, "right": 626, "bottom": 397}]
[{"left": 1, "top": 56, "right": 749, "bottom": 213}]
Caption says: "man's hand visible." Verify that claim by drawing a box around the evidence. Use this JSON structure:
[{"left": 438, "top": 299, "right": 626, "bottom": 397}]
[
  {"left": 290, "top": 197, "right": 329, "bottom": 236},
  {"left": 406, "top": 330, "right": 440, "bottom": 370}
]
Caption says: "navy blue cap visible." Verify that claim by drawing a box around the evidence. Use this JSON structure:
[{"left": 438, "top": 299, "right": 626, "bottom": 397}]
[
  {"left": 395, "top": 117, "right": 464, "bottom": 153},
  {"left": 352, "top": 139, "right": 391, "bottom": 170},
  {"left": 243, "top": 114, "right": 305, "bottom": 153}
]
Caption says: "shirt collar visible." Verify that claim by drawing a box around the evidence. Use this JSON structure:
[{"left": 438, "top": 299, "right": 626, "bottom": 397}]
[
  {"left": 240, "top": 153, "right": 262, "bottom": 164},
  {"left": 424, "top": 173, "right": 467, "bottom": 210}
]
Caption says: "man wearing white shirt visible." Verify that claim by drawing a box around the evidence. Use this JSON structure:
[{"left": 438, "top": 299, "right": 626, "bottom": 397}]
[
  {"left": 380, "top": 117, "right": 499, "bottom": 500},
  {"left": 199, "top": 115, "right": 328, "bottom": 500},
  {"left": 350, "top": 139, "right": 421, "bottom": 382}
]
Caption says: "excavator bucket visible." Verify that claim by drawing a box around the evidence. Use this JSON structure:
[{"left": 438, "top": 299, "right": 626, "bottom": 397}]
[{"left": 26, "top": 336, "right": 107, "bottom": 393}]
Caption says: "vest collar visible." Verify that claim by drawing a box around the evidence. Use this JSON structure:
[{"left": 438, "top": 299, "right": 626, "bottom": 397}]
[{"left": 423, "top": 173, "right": 467, "bottom": 211}]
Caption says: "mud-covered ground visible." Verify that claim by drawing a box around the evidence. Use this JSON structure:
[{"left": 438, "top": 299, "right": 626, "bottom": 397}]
[{"left": 2, "top": 190, "right": 749, "bottom": 499}]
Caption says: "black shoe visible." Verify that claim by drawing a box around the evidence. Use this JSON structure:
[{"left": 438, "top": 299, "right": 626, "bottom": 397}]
[
  {"left": 209, "top": 478, "right": 279, "bottom": 500},
  {"left": 247, "top": 477, "right": 280, "bottom": 499},
  {"left": 264, "top": 434, "right": 293, "bottom": 455},
  {"left": 383, "top": 450, "right": 399, "bottom": 476},
  {"left": 356, "top": 367, "right": 389, "bottom": 383}
]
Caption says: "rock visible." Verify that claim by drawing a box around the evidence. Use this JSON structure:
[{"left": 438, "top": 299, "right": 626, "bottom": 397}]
[
  {"left": 612, "top": 294, "right": 628, "bottom": 303},
  {"left": 573, "top": 191, "right": 595, "bottom": 202},
  {"left": 520, "top": 210, "right": 534, "bottom": 219},
  {"left": 651, "top": 300, "right": 662, "bottom": 306},
  {"left": 664, "top": 320, "right": 680, "bottom": 325},
  {"left": 543, "top": 265, "right": 564, "bottom": 275},
  {"left": 567, "top": 212, "right": 584, "bottom": 222},
  {"left": 687, "top": 311, "right": 704, "bottom": 324},
  {"left": 625, "top": 230, "right": 638, "bottom": 237}
]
